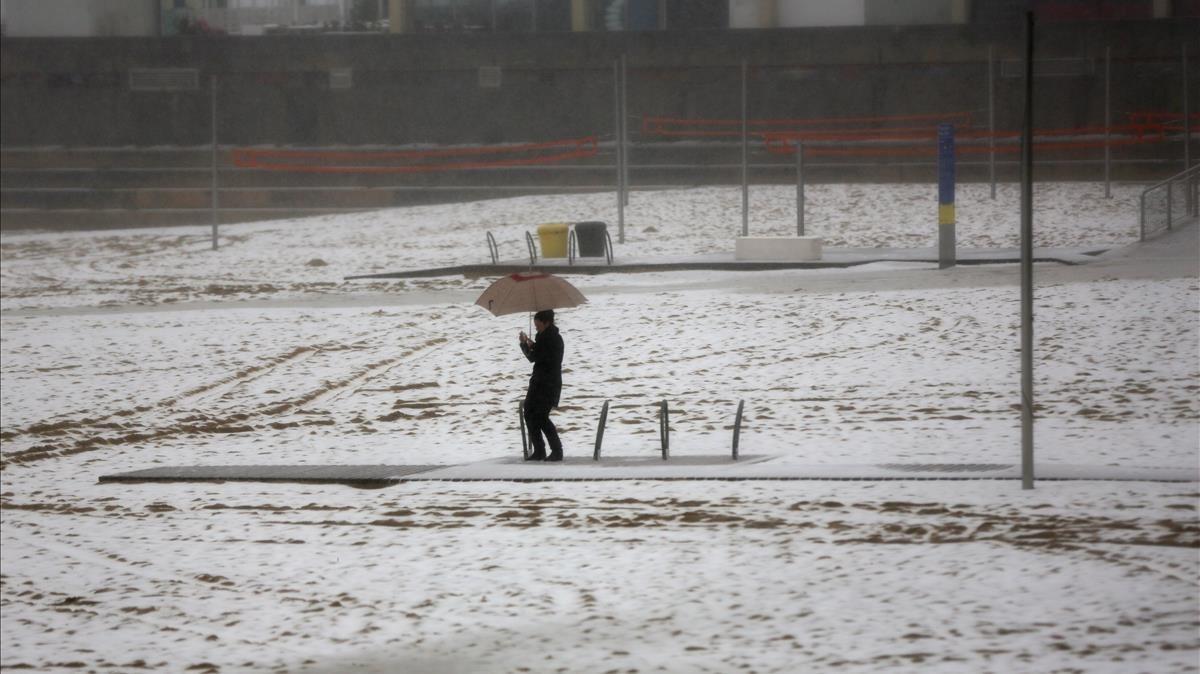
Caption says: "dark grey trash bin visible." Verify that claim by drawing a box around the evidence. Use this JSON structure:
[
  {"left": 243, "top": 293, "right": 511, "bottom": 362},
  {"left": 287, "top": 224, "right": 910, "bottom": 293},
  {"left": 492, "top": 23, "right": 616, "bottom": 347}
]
[{"left": 574, "top": 221, "right": 608, "bottom": 258}]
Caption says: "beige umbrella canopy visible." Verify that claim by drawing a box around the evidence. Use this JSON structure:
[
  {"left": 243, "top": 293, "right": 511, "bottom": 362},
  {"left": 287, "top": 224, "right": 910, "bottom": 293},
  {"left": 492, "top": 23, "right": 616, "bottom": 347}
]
[{"left": 475, "top": 272, "right": 588, "bottom": 317}]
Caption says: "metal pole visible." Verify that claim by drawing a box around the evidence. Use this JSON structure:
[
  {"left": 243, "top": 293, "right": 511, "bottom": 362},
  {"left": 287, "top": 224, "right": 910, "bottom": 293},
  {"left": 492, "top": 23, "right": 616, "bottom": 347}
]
[
  {"left": 938, "top": 123, "right": 956, "bottom": 270},
  {"left": 210, "top": 74, "right": 219, "bottom": 251},
  {"left": 625, "top": 62, "right": 631, "bottom": 208},
  {"left": 1019, "top": 11, "right": 1035, "bottom": 490},
  {"left": 1187, "top": 44, "right": 1195, "bottom": 218},
  {"left": 1185, "top": 44, "right": 1191, "bottom": 174},
  {"left": 614, "top": 59, "right": 624, "bottom": 244},
  {"left": 1139, "top": 192, "right": 1146, "bottom": 241},
  {"left": 796, "top": 142, "right": 805, "bottom": 236},
  {"left": 989, "top": 44, "right": 996, "bottom": 199},
  {"left": 519, "top": 399, "right": 529, "bottom": 459},
  {"left": 731, "top": 400, "right": 744, "bottom": 461},
  {"left": 1105, "top": 45, "right": 1111, "bottom": 198},
  {"left": 1167, "top": 181, "right": 1173, "bottom": 232},
  {"left": 593, "top": 400, "right": 609, "bottom": 461},
  {"left": 741, "top": 59, "right": 749, "bottom": 238}
]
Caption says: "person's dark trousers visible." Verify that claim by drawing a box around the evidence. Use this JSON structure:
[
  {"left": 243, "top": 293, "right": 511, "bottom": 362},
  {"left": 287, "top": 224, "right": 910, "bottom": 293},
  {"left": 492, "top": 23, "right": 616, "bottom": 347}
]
[{"left": 523, "top": 403, "right": 562, "bottom": 461}]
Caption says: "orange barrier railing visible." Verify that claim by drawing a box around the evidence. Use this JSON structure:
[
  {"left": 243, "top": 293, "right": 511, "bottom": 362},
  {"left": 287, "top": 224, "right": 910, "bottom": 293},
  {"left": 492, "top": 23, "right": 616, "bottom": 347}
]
[
  {"left": 641, "top": 110, "right": 1183, "bottom": 158},
  {"left": 641, "top": 111, "right": 975, "bottom": 138},
  {"left": 1127, "top": 111, "right": 1200, "bottom": 133},
  {"left": 232, "top": 136, "right": 599, "bottom": 174},
  {"left": 762, "top": 122, "right": 1170, "bottom": 157}
]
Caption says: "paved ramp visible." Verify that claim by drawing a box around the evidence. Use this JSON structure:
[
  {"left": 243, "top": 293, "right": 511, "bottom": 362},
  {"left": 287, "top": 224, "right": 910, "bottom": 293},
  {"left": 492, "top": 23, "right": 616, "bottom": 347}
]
[{"left": 99, "top": 456, "right": 1198, "bottom": 487}]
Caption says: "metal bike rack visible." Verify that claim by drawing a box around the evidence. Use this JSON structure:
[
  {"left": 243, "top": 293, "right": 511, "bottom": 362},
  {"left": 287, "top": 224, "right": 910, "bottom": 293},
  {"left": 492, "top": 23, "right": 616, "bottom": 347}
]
[
  {"left": 524, "top": 231, "right": 538, "bottom": 266},
  {"left": 518, "top": 398, "right": 529, "bottom": 460},
  {"left": 658, "top": 400, "right": 670, "bottom": 460},
  {"left": 731, "top": 400, "right": 745, "bottom": 461},
  {"left": 593, "top": 399, "right": 610, "bottom": 461},
  {"left": 570, "top": 226, "right": 614, "bottom": 266},
  {"left": 486, "top": 231, "right": 499, "bottom": 264}
]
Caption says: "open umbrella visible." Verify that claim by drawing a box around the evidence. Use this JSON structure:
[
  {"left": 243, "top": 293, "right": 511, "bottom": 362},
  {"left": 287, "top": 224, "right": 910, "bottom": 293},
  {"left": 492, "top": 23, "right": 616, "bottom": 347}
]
[{"left": 475, "top": 272, "right": 587, "bottom": 317}]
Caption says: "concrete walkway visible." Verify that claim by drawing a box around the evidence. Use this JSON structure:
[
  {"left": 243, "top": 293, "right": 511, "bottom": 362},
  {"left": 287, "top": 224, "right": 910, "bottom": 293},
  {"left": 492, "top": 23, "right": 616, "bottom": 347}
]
[
  {"left": 99, "top": 456, "right": 1198, "bottom": 486},
  {"left": 345, "top": 244, "right": 1109, "bottom": 280}
]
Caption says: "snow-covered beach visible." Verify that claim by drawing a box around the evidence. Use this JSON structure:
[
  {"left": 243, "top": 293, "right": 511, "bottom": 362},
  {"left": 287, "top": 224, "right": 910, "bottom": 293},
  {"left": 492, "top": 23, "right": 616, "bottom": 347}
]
[{"left": 2, "top": 183, "right": 1197, "bottom": 673}]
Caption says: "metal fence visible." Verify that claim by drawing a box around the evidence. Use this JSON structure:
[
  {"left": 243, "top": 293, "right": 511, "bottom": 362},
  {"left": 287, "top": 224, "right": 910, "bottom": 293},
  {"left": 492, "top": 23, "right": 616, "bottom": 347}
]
[
  {"left": 1140, "top": 163, "right": 1200, "bottom": 240},
  {"left": 1, "top": 41, "right": 1194, "bottom": 232}
]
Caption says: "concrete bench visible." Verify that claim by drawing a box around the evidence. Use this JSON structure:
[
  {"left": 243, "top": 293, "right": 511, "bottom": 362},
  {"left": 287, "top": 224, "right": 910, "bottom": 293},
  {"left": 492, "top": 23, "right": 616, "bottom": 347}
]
[{"left": 735, "top": 236, "right": 823, "bottom": 261}]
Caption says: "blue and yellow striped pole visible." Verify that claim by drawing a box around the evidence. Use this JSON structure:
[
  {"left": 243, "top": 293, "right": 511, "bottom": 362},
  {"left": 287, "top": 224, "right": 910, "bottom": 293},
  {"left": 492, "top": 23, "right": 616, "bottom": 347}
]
[{"left": 938, "top": 123, "right": 956, "bottom": 269}]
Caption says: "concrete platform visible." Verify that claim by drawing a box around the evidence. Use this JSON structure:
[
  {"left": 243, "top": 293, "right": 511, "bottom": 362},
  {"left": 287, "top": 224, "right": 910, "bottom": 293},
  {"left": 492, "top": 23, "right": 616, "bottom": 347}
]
[
  {"left": 99, "top": 456, "right": 1198, "bottom": 486},
  {"left": 98, "top": 464, "right": 443, "bottom": 486},
  {"left": 344, "top": 246, "right": 1106, "bottom": 279}
]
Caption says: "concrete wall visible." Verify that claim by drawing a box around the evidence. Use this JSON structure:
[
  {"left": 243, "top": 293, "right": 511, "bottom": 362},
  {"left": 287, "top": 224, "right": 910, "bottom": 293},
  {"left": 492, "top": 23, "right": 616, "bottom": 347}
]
[
  {"left": 866, "top": 0, "right": 968, "bottom": 25},
  {"left": 1, "top": 20, "right": 1195, "bottom": 148},
  {"left": 2, "top": 0, "right": 157, "bottom": 37},
  {"left": 730, "top": 0, "right": 868, "bottom": 28},
  {"left": 777, "top": 0, "right": 865, "bottom": 27}
]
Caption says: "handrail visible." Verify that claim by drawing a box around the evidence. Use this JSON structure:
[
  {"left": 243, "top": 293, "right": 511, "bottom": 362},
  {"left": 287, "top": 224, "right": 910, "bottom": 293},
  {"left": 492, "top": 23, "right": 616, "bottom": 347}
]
[
  {"left": 731, "top": 400, "right": 744, "bottom": 461},
  {"left": 593, "top": 399, "right": 610, "bottom": 461},
  {"left": 1142, "top": 162, "right": 1200, "bottom": 193},
  {"left": 604, "top": 229, "right": 614, "bottom": 265},
  {"left": 524, "top": 231, "right": 538, "bottom": 266},
  {"left": 486, "top": 231, "right": 499, "bottom": 264},
  {"left": 1140, "top": 163, "right": 1199, "bottom": 240},
  {"left": 568, "top": 229, "right": 577, "bottom": 266}
]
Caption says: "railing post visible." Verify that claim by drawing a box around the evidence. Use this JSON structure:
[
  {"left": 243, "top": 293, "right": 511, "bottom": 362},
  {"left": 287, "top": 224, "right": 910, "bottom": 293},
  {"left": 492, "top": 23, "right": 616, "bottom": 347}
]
[
  {"left": 593, "top": 400, "right": 609, "bottom": 461},
  {"left": 659, "top": 400, "right": 670, "bottom": 460},
  {"left": 731, "top": 400, "right": 744, "bottom": 461},
  {"left": 1140, "top": 192, "right": 1146, "bottom": 241},
  {"left": 1166, "top": 181, "right": 1173, "bottom": 232}
]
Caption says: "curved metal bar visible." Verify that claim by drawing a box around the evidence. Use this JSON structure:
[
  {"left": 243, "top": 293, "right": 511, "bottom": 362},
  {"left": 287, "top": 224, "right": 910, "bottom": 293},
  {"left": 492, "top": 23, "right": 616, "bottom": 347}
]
[
  {"left": 604, "top": 229, "right": 614, "bottom": 265},
  {"left": 731, "top": 400, "right": 744, "bottom": 461},
  {"left": 568, "top": 229, "right": 577, "bottom": 266},
  {"left": 519, "top": 398, "right": 529, "bottom": 460},
  {"left": 524, "top": 231, "right": 538, "bottom": 267},
  {"left": 659, "top": 400, "right": 670, "bottom": 460},
  {"left": 593, "top": 400, "right": 610, "bottom": 461},
  {"left": 486, "top": 231, "right": 499, "bottom": 265}
]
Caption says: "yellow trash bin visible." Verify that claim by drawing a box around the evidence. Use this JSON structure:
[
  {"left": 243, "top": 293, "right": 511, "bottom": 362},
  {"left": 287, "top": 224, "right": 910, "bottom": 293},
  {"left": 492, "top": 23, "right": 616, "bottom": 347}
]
[{"left": 537, "top": 222, "right": 569, "bottom": 258}]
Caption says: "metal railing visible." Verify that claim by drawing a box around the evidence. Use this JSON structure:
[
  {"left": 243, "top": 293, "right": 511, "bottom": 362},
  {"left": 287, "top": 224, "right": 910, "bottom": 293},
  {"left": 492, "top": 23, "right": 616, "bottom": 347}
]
[
  {"left": 1140, "top": 163, "right": 1199, "bottom": 240},
  {"left": 486, "top": 231, "right": 500, "bottom": 264},
  {"left": 589, "top": 398, "right": 746, "bottom": 462}
]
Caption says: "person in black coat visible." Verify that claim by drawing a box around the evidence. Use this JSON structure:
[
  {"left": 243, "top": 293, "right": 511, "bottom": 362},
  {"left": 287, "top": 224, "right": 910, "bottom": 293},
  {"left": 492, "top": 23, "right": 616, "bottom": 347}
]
[{"left": 519, "top": 309, "right": 564, "bottom": 461}]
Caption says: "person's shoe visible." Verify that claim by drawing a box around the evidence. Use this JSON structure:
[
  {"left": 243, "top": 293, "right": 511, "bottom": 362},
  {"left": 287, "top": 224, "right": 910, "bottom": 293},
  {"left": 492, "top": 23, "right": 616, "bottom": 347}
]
[
  {"left": 525, "top": 452, "right": 546, "bottom": 461},
  {"left": 545, "top": 453, "right": 563, "bottom": 462}
]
